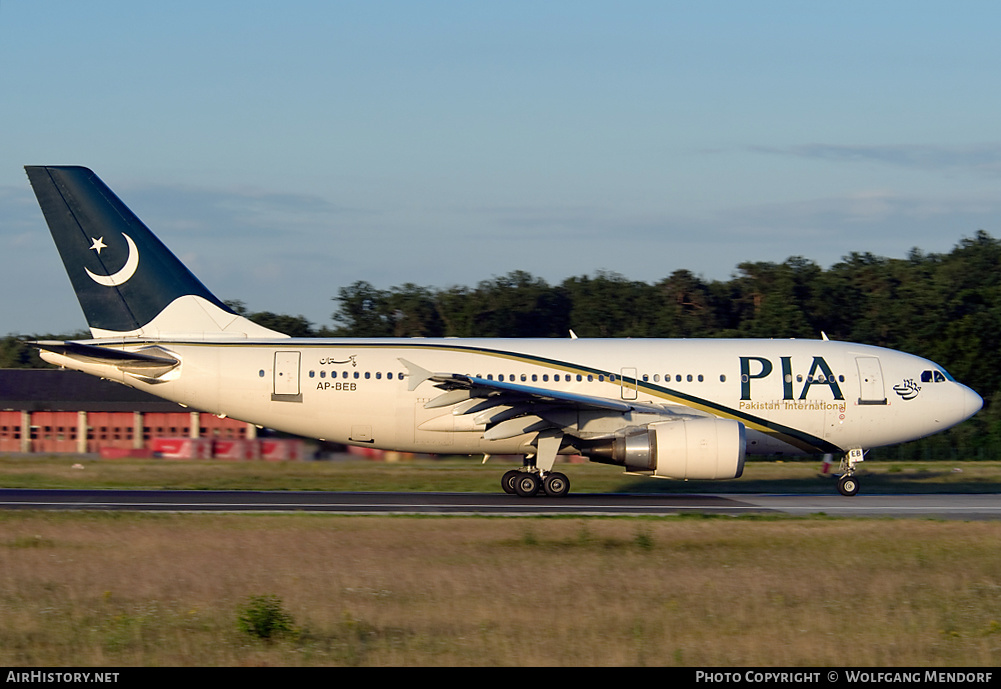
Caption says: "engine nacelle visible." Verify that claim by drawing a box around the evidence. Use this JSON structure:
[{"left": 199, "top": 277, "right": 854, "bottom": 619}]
[{"left": 583, "top": 418, "right": 746, "bottom": 480}]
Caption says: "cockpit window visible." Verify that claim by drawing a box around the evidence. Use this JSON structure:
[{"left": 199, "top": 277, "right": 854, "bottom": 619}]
[{"left": 921, "top": 369, "right": 952, "bottom": 383}]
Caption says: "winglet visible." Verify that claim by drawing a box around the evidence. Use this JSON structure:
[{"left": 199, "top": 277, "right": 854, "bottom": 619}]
[{"left": 398, "top": 358, "right": 434, "bottom": 391}]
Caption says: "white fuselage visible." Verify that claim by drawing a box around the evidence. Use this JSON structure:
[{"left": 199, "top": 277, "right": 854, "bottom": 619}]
[{"left": 43, "top": 337, "right": 983, "bottom": 458}]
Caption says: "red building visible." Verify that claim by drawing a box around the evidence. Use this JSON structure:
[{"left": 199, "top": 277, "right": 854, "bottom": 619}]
[{"left": 0, "top": 369, "right": 293, "bottom": 457}]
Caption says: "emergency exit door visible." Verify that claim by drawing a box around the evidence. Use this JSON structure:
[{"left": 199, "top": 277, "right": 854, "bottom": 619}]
[{"left": 620, "top": 367, "right": 638, "bottom": 400}]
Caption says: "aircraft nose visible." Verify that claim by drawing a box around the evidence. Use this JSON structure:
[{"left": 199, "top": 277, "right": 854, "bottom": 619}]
[{"left": 962, "top": 385, "right": 983, "bottom": 420}]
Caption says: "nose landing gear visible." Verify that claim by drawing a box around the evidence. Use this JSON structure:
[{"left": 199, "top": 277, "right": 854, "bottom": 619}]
[{"left": 837, "top": 448, "right": 865, "bottom": 496}]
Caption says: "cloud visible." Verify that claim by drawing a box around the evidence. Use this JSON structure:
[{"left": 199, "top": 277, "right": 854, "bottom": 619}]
[{"left": 751, "top": 143, "right": 1001, "bottom": 177}]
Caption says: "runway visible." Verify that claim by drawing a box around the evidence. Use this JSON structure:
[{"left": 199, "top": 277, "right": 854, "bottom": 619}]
[{"left": 2, "top": 488, "right": 1000, "bottom": 519}]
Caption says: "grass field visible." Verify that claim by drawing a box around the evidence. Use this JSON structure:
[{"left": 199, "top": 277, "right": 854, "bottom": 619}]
[{"left": 1, "top": 455, "right": 999, "bottom": 667}]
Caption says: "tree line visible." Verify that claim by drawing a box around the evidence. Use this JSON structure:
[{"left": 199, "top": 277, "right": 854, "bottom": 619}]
[{"left": 5, "top": 231, "right": 1000, "bottom": 459}]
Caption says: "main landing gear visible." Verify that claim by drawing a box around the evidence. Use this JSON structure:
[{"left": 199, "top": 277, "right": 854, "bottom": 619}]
[
  {"left": 837, "top": 448, "right": 865, "bottom": 497},
  {"left": 501, "top": 468, "right": 571, "bottom": 498},
  {"left": 500, "top": 431, "right": 571, "bottom": 498}
]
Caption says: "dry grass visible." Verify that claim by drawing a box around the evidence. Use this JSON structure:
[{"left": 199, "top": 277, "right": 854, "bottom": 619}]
[{"left": 1, "top": 512, "right": 999, "bottom": 666}]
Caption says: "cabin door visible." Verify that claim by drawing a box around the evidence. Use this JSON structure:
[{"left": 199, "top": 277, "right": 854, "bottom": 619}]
[
  {"left": 273, "top": 351, "right": 302, "bottom": 402},
  {"left": 856, "top": 357, "right": 887, "bottom": 405}
]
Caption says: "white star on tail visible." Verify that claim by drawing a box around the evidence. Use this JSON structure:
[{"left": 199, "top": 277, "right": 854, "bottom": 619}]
[{"left": 85, "top": 233, "right": 140, "bottom": 287}]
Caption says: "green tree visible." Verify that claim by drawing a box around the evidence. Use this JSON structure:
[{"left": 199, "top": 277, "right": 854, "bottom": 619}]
[
  {"left": 329, "top": 281, "right": 395, "bottom": 336},
  {"left": 563, "top": 272, "right": 657, "bottom": 337}
]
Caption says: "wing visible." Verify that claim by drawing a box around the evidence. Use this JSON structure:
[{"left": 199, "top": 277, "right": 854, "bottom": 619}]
[{"left": 400, "top": 358, "right": 697, "bottom": 470}]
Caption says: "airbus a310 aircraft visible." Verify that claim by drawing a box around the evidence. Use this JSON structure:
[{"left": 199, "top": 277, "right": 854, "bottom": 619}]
[{"left": 24, "top": 166, "right": 983, "bottom": 497}]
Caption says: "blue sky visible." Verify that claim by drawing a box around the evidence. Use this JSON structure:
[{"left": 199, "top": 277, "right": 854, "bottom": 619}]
[{"left": 3, "top": 2, "right": 1001, "bottom": 334}]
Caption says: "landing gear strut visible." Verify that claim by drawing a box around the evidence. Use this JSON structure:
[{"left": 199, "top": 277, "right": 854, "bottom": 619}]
[{"left": 837, "top": 448, "right": 865, "bottom": 496}]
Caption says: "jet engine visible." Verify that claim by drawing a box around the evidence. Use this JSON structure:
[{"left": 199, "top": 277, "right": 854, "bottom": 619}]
[{"left": 582, "top": 417, "right": 746, "bottom": 480}]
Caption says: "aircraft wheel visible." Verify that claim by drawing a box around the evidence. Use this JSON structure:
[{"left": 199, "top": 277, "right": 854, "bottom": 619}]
[
  {"left": 543, "top": 472, "right": 570, "bottom": 498},
  {"left": 838, "top": 474, "right": 860, "bottom": 497},
  {"left": 514, "top": 473, "right": 541, "bottom": 498},
  {"left": 501, "top": 470, "right": 520, "bottom": 495}
]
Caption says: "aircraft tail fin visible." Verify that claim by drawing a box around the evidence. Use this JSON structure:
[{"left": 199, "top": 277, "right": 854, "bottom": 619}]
[{"left": 25, "top": 166, "right": 286, "bottom": 340}]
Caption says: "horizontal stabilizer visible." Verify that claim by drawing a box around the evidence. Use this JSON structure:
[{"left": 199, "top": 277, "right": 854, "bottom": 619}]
[{"left": 33, "top": 341, "right": 179, "bottom": 377}]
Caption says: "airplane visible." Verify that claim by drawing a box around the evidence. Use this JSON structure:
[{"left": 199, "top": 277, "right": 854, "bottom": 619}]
[{"left": 23, "top": 165, "right": 984, "bottom": 498}]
